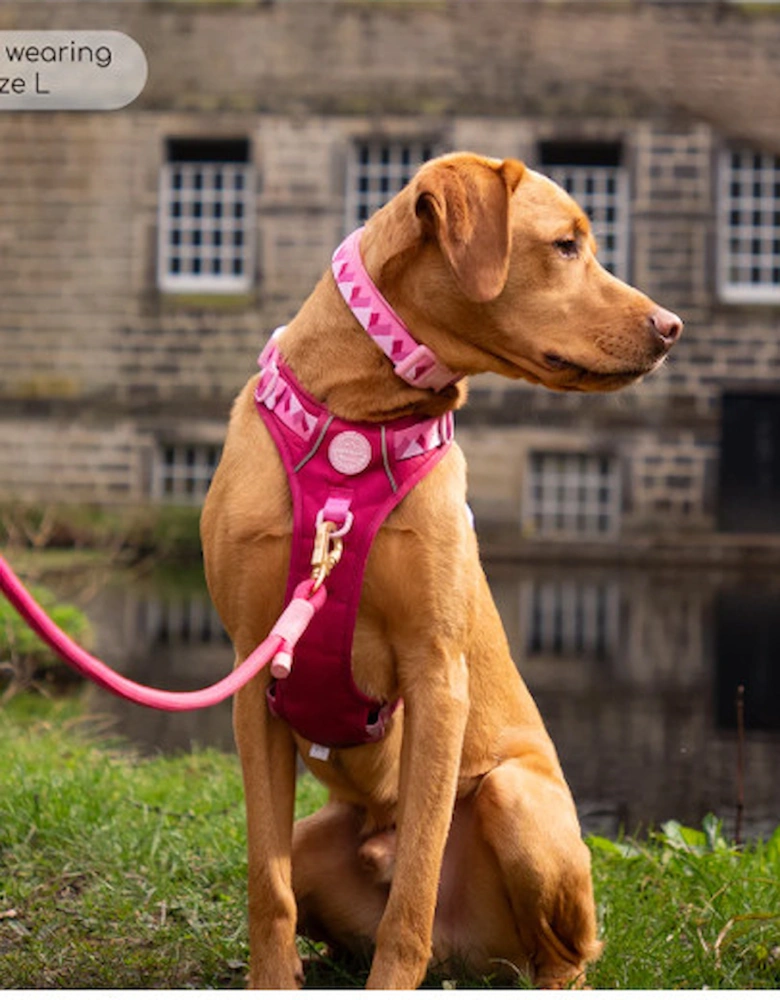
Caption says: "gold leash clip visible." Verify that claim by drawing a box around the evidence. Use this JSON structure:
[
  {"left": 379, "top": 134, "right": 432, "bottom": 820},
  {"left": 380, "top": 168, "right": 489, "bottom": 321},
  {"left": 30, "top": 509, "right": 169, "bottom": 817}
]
[{"left": 310, "top": 519, "right": 344, "bottom": 592}]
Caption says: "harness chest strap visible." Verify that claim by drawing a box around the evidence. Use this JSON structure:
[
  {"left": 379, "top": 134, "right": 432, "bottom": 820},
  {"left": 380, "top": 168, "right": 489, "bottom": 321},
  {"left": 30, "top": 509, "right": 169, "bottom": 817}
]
[{"left": 254, "top": 340, "right": 454, "bottom": 749}]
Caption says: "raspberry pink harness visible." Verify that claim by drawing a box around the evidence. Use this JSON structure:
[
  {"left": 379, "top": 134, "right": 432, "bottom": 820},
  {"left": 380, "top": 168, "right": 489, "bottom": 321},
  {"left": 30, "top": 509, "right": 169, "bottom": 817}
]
[{"left": 255, "top": 227, "right": 461, "bottom": 749}]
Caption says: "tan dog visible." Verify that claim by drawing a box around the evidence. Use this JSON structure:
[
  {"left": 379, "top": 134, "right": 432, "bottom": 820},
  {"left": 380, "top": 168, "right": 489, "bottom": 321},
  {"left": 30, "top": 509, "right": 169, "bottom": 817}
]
[{"left": 201, "top": 153, "right": 681, "bottom": 990}]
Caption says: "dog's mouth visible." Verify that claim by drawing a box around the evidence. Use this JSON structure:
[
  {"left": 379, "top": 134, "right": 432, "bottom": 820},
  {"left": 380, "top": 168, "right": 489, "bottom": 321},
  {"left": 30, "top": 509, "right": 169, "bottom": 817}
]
[
  {"left": 482, "top": 343, "right": 668, "bottom": 394},
  {"left": 539, "top": 351, "right": 665, "bottom": 392}
]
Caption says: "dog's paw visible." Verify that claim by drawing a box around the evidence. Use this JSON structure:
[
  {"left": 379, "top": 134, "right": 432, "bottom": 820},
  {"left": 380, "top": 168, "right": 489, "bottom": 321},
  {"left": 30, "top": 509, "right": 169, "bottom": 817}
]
[{"left": 247, "top": 948, "right": 304, "bottom": 990}]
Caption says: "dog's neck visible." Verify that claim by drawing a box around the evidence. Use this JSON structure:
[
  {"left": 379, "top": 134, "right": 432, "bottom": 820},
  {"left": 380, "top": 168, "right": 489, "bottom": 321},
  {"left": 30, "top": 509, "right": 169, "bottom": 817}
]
[{"left": 277, "top": 237, "right": 468, "bottom": 423}]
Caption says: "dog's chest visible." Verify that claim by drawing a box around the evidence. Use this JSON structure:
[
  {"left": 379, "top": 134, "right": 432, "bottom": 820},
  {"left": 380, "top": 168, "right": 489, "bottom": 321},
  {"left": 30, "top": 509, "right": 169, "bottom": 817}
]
[{"left": 254, "top": 340, "right": 455, "bottom": 749}]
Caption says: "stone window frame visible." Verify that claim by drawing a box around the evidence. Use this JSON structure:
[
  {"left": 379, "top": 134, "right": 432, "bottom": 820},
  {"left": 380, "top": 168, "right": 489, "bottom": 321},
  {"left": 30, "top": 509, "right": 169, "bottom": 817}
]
[
  {"left": 539, "top": 140, "right": 630, "bottom": 281},
  {"left": 345, "top": 138, "right": 439, "bottom": 230},
  {"left": 158, "top": 137, "right": 254, "bottom": 294},
  {"left": 523, "top": 449, "right": 622, "bottom": 539},
  {"left": 152, "top": 441, "right": 221, "bottom": 504},
  {"left": 718, "top": 147, "right": 780, "bottom": 304},
  {"left": 525, "top": 577, "right": 620, "bottom": 661}
]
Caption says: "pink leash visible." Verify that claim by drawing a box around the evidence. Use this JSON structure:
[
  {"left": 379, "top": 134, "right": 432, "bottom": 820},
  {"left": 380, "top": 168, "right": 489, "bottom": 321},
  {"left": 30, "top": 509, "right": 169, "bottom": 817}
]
[
  {"left": 0, "top": 553, "right": 326, "bottom": 712},
  {"left": 0, "top": 228, "right": 459, "bottom": 716}
]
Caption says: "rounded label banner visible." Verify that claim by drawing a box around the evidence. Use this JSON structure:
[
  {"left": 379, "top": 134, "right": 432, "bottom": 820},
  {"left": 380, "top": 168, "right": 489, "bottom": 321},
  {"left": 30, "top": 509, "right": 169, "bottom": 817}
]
[{"left": 0, "top": 31, "right": 147, "bottom": 110}]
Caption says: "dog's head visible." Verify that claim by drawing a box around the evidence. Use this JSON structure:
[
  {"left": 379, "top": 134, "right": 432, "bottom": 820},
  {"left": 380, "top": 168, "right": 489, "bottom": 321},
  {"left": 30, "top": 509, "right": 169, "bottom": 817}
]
[{"left": 362, "top": 152, "right": 681, "bottom": 393}]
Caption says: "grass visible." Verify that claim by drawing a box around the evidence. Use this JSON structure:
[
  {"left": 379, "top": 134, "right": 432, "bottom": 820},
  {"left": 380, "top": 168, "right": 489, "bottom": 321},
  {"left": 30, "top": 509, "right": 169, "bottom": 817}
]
[
  {"left": 1, "top": 695, "right": 779, "bottom": 990},
  {"left": 588, "top": 823, "right": 780, "bottom": 989}
]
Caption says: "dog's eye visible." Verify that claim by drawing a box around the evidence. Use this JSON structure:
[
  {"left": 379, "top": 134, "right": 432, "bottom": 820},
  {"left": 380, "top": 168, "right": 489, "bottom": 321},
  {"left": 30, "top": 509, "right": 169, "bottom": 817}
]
[{"left": 554, "top": 238, "right": 579, "bottom": 259}]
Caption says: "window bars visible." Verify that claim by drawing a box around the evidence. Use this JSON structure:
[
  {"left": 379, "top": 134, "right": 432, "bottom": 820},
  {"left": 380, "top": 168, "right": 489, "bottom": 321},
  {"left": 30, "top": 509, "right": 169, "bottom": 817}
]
[
  {"left": 524, "top": 451, "right": 621, "bottom": 538},
  {"left": 345, "top": 140, "right": 437, "bottom": 229},
  {"left": 158, "top": 138, "right": 253, "bottom": 293},
  {"left": 719, "top": 148, "right": 780, "bottom": 304},
  {"left": 153, "top": 443, "right": 221, "bottom": 503}
]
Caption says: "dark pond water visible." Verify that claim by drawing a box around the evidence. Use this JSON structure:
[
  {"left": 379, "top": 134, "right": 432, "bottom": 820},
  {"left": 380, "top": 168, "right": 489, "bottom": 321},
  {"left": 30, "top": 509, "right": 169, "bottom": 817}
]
[{"left": 59, "top": 560, "right": 780, "bottom": 840}]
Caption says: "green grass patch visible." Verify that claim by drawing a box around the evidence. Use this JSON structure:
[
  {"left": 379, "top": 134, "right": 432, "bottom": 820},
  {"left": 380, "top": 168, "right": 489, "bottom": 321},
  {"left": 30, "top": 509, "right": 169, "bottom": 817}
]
[
  {"left": 1, "top": 696, "right": 778, "bottom": 989},
  {"left": 587, "top": 820, "right": 780, "bottom": 989},
  {"left": 0, "top": 696, "right": 254, "bottom": 988}
]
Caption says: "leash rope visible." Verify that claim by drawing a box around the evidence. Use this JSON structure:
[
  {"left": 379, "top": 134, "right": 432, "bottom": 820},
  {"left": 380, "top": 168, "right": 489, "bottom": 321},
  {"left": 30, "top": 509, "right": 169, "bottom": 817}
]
[
  {"left": 0, "top": 227, "right": 454, "bottom": 717},
  {"left": 0, "top": 512, "right": 344, "bottom": 712}
]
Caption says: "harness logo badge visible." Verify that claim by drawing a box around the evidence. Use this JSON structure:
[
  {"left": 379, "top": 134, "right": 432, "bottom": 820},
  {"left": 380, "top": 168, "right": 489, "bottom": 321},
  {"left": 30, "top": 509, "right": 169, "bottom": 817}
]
[{"left": 328, "top": 431, "right": 372, "bottom": 476}]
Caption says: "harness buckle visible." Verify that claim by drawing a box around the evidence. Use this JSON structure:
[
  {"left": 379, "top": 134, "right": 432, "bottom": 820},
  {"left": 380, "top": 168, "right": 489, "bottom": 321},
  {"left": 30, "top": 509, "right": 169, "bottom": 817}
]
[
  {"left": 310, "top": 512, "right": 352, "bottom": 592},
  {"left": 394, "top": 344, "right": 462, "bottom": 391}
]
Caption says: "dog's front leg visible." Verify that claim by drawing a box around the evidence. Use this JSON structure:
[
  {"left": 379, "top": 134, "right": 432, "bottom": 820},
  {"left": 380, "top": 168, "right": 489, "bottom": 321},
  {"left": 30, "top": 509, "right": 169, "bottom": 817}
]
[
  {"left": 367, "top": 646, "right": 469, "bottom": 990},
  {"left": 233, "top": 674, "right": 301, "bottom": 989}
]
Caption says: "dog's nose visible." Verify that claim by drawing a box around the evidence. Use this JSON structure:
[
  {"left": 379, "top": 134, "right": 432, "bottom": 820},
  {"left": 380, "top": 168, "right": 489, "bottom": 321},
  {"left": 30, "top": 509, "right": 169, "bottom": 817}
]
[{"left": 649, "top": 307, "right": 683, "bottom": 348}]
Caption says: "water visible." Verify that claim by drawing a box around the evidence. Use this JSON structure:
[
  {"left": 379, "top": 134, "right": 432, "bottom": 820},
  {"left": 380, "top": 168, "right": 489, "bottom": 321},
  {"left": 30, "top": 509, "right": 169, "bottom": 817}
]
[{"left": 68, "top": 560, "right": 780, "bottom": 840}]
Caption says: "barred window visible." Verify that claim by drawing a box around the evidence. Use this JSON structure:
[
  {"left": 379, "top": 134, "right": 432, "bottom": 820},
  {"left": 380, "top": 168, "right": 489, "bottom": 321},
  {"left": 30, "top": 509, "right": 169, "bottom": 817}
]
[
  {"left": 524, "top": 451, "right": 621, "bottom": 538},
  {"left": 719, "top": 148, "right": 780, "bottom": 303},
  {"left": 540, "top": 141, "right": 629, "bottom": 280},
  {"left": 153, "top": 443, "right": 221, "bottom": 503},
  {"left": 527, "top": 580, "right": 618, "bottom": 659},
  {"left": 345, "top": 140, "right": 438, "bottom": 229},
  {"left": 158, "top": 138, "right": 253, "bottom": 293}
]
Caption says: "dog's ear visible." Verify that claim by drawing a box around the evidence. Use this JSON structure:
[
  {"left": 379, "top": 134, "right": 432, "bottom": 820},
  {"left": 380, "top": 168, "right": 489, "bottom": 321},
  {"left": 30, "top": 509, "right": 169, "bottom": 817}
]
[{"left": 414, "top": 157, "right": 525, "bottom": 303}]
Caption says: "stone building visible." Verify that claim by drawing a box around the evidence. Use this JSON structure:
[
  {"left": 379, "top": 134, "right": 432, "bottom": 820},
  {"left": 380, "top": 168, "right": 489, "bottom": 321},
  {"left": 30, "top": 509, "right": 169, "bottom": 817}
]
[
  {"left": 3, "top": 0, "right": 779, "bottom": 822},
  {"left": 1, "top": 0, "right": 780, "bottom": 549}
]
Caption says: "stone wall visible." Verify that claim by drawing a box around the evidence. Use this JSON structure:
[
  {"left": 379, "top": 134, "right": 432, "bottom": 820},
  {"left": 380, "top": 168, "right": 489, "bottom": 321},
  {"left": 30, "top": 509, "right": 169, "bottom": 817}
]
[
  {"left": 3, "top": 1, "right": 780, "bottom": 143},
  {"left": 0, "top": 415, "right": 151, "bottom": 503},
  {"left": 1, "top": 1, "right": 779, "bottom": 538}
]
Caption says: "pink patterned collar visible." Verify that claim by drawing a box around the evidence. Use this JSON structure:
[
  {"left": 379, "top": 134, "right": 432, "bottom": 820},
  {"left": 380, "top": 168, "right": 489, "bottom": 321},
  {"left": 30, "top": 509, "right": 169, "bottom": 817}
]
[{"left": 332, "top": 227, "right": 463, "bottom": 392}]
